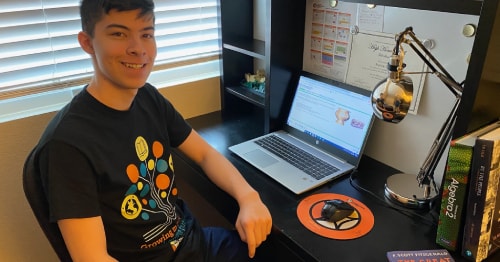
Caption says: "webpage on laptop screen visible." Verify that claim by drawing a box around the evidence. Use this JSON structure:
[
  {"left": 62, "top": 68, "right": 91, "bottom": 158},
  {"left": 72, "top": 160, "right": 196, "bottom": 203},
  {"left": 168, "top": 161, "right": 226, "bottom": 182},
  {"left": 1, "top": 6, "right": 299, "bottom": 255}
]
[{"left": 287, "top": 76, "right": 373, "bottom": 157}]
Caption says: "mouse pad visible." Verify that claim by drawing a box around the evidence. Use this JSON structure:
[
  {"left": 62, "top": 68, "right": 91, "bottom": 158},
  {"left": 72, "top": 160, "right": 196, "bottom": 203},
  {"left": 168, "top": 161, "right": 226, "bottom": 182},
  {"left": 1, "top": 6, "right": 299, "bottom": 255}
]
[{"left": 297, "top": 193, "right": 374, "bottom": 240}]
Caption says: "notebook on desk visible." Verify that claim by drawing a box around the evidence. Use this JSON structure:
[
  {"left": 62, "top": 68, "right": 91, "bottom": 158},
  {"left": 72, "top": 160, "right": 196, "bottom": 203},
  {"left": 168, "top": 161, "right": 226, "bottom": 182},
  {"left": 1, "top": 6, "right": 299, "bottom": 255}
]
[{"left": 229, "top": 72, "right": 375, "bottom": 194}]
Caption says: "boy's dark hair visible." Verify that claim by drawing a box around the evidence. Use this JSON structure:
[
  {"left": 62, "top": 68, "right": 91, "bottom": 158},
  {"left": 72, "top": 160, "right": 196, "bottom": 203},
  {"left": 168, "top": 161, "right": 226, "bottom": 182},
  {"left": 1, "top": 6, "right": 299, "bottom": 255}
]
[{"left": 80, "top": 0, "right": 155, "bottom": 36}]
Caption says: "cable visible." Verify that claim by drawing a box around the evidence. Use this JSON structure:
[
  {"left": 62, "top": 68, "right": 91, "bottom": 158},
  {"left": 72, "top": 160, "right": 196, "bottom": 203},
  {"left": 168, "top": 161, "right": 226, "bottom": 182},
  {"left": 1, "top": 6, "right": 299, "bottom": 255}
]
[{"left": 348, "top": 170, "right": 439, "bottom": 226}]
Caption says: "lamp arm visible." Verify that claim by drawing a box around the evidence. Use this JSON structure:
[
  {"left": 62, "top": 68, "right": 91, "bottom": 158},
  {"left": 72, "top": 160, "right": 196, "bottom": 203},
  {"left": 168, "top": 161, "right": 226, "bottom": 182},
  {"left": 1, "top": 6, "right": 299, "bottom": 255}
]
[
  {"left": 416, "top": 98, "right": 460, "bottom": 197},
  {"left": 401, "top": 27, "right": 464, "bottom": 96},
  {"left": 398, "top": 27, "right": 464, "bottom": 195}
]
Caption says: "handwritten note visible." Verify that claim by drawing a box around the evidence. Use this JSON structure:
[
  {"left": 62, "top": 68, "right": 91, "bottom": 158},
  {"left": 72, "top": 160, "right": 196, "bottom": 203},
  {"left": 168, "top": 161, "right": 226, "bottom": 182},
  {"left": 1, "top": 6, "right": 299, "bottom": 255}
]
[{"left": 357, "top": 5, "right": 384, "bottom": 32}]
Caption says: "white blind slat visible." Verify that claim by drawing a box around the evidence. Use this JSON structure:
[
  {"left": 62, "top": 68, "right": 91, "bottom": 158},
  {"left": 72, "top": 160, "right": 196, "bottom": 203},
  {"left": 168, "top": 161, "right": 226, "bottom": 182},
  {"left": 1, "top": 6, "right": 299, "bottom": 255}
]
[
  {"left": 0, "top": 24, "right": 49, "bottom": 44},
  {"left": 0, "top": 39, "right": 53, "bottom": 59},
  {"left": 0, "top": 0, "right": 42, "bottom": 13}
]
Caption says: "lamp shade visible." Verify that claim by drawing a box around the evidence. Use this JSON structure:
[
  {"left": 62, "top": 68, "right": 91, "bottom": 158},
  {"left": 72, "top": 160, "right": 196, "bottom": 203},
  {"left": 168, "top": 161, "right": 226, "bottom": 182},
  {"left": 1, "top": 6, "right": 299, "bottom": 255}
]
[{"left": 371, "top": 76, "right": 413, "bottom": 123}]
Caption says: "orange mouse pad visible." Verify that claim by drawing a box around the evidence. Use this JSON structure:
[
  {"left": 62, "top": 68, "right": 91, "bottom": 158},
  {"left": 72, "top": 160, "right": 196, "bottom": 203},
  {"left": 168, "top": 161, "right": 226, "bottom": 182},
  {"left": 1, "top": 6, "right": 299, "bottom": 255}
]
[{"left": 297, "top": 193, "right": 374, "bottom": 240}]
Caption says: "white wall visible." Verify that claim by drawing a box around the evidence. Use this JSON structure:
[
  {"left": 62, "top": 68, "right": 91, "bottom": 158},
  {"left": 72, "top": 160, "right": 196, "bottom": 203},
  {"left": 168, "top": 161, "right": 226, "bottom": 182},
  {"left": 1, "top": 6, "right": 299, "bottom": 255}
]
[
  {"left": 363, "top": 7, "right": 478, "bottom": 185},
  {"left": 300, "top": 2, "right": 480, "bottom": 186}
]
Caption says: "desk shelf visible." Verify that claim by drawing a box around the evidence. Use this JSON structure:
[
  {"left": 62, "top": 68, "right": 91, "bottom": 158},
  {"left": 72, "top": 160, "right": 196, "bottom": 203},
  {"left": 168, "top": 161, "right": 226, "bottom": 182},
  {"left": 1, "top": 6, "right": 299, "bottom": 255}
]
[
  {"left": 223, "top": 37, "right": 265, "bottom": 60},
  {"left": 219, "top": 0, "right": 306, "bottom": 133},
  {"left": 225, "top": 86, "right": 265, "bottom": 108}
]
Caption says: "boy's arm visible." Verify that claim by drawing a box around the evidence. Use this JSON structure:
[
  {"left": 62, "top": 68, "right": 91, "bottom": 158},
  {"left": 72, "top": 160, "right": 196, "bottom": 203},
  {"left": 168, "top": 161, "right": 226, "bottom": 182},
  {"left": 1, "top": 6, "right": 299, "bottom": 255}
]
[
  {"left": 177, "top": 130, "right": 272, "bottom": 258},
  {"left": 58, "top": 216, "right": 118, "bottom": 262}
]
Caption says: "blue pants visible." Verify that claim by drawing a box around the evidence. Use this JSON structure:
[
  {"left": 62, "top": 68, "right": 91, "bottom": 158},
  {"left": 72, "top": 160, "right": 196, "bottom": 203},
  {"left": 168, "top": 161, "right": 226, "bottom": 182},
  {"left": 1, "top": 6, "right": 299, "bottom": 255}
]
[
  {"left": 202, "top": 227, "right": 250, "bottom": 262},
  {"left": 170, "top": 201, "right": 256, "bottom": 261}
]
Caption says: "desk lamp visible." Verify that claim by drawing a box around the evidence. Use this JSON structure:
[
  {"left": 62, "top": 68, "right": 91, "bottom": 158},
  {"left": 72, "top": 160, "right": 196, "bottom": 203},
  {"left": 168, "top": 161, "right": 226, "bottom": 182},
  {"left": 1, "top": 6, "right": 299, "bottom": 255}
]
[{"left": 371, "top": 27, "right": 464, "bottom": 209}]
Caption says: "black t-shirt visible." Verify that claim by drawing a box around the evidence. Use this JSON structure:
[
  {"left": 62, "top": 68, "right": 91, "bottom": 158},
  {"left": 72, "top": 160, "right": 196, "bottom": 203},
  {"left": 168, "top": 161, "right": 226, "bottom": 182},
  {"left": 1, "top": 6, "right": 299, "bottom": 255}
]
[{"left": 35, "top": 83, "right": 202, "bottom": 261}]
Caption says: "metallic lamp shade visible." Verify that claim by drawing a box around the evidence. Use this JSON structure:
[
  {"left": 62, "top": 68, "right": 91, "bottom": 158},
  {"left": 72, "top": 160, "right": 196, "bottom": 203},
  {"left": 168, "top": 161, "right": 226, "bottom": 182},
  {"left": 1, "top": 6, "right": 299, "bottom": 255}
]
[{"left": 371, "top": 76, "right": 413, "bottom": 123}]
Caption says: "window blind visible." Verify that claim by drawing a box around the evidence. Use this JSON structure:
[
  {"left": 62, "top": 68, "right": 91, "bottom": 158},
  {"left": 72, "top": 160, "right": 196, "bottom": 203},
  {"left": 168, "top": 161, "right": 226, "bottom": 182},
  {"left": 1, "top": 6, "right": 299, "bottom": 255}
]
[{"left": 0, "top": 0, "right": 221, "bottom": 100}]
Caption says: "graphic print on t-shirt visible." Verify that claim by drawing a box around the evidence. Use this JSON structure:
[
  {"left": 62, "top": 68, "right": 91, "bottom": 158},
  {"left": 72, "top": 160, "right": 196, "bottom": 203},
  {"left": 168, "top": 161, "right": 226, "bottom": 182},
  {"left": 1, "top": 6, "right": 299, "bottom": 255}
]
[{"left": 121, "top": 136, "right": 182, "bottom": 250}]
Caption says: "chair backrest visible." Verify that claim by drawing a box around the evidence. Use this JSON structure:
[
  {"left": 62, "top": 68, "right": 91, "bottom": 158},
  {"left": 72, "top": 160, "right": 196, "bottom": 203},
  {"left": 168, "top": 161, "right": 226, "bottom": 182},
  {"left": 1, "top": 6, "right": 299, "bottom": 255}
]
[{"left": 23, "top": 148, "right": 73, "bottom": 262}]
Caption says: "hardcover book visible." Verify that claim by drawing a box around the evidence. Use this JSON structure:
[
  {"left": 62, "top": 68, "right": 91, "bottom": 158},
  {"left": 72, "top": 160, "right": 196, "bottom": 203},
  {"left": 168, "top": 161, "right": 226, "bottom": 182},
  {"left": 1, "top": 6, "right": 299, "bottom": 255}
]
[
  {"left": 386, "top": 249, "right": 454, "bottom": 262},
  {"left": 436, "top": 121, "right": 500, "bottom": 251},
  {"left": 461, "top": 126, "right": 500, "bottom": 262}
]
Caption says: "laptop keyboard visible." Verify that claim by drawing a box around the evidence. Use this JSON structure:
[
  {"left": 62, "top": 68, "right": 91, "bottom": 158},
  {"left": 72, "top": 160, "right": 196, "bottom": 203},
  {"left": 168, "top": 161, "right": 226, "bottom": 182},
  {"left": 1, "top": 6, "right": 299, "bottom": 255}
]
[{"left": 254, "top": 135, "right": 339, "bottom": 180}]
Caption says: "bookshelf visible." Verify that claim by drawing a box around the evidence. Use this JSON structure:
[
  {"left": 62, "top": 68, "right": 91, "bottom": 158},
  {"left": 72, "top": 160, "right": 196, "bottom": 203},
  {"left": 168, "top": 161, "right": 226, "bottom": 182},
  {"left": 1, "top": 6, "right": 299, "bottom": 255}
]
[
  {"left": 219, "top": 0, "right": 499, "bottom": 138},
  {"left": 219, "top": 0, "right": 306, "bottom": 133}
]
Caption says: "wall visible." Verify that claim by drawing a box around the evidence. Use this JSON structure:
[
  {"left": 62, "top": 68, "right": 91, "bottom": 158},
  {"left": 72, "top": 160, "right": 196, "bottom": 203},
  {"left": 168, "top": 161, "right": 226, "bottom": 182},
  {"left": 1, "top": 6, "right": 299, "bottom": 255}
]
[
  {"left": 0, "top": 78, "right": 220, "bottom": 261},
  {"left": 299, "top": 2, "right": 480, "bottom": 186},
  {"left": 362, "top": 7, "right": 478, "bottom": 186},
  {"left": 364, "top": 5, "right": 499, "bottom": 185}
]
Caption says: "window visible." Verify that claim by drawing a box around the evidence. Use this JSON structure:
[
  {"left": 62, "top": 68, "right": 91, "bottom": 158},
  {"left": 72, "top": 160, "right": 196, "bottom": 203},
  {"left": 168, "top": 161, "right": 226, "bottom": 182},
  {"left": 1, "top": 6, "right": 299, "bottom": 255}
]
[{"left": 0, "top": 0, "right": 221, "bottom": 122}]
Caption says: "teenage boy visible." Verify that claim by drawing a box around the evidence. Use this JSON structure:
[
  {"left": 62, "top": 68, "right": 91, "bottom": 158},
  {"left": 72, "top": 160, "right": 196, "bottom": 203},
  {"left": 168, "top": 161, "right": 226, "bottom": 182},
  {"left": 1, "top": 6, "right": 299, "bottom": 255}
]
[{"left": 33, "top": 0, "right": 272, "bottom": 261}]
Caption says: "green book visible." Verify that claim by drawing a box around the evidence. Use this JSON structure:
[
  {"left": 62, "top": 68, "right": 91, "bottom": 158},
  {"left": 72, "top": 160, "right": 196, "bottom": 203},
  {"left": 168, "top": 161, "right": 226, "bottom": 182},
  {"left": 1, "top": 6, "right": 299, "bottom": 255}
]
[{"left": 436, "top": 121, "right": 500, "bottom": 252}]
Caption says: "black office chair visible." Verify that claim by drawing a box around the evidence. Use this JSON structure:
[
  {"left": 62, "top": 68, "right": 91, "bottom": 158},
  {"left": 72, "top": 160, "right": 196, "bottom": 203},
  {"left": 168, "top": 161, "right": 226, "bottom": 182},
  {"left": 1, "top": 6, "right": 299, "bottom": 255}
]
[{"left": 23, "top": 148, "right": 73, "bottom": 262}]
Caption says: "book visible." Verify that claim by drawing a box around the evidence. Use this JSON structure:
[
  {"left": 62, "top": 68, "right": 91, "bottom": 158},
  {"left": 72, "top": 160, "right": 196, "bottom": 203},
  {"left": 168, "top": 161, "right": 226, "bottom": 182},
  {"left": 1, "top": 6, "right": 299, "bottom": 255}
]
[
  {"left": 386, "top": 249, "right": 454, "bottom": 262},
  {"left": 436, "top": 121, "right": 500, "bottom": 251},
  {"left": 461, "top": 126, "right": 500, "bottom": 262}
]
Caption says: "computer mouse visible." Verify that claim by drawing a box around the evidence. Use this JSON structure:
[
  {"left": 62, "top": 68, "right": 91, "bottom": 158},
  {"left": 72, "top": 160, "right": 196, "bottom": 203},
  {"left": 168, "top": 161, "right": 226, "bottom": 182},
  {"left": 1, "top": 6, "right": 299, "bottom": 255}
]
[{"left": 321, "top": 199, "right": 355, "bottom": 223}]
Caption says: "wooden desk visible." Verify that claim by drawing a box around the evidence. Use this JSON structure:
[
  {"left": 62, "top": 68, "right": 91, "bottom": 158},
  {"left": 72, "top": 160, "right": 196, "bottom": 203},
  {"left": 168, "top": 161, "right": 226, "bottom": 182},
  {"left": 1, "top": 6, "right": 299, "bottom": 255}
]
[{"left": 173, "top": 111, "right": 499, "bottom": 262}]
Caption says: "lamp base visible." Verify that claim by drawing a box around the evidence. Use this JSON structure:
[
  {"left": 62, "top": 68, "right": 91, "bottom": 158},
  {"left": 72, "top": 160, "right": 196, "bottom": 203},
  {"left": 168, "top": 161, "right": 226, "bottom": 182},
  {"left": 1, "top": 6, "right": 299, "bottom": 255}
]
[{"left": 384, "top": 173, "right": 438, "bottom": 209}]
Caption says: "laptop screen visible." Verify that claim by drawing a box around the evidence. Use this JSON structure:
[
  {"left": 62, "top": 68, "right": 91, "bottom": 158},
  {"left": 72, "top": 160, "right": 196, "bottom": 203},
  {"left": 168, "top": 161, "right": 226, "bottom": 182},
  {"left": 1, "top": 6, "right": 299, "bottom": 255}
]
[{"left": 286, "top": 73, "right": 374, "bottom": 160}]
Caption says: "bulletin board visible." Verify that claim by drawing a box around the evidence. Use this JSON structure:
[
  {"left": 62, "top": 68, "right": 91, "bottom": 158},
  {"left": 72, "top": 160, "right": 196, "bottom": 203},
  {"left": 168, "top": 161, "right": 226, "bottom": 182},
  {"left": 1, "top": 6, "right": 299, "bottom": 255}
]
[{"left": 302, "top": 0, "right": 479, "bottom": 114}]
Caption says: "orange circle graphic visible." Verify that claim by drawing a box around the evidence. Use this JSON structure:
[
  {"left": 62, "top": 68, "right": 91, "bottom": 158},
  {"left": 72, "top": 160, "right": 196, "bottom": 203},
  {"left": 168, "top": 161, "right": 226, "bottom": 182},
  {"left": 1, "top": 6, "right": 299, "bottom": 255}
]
[{"left": 297, "top": 193, "right": 374, "bottom": 240}]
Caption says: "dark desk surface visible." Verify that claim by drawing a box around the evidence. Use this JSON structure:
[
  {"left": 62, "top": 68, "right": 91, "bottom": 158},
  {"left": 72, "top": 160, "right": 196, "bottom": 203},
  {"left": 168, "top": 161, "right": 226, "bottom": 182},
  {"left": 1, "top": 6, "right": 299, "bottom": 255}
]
[{"left": 175, "top": 111, "right": 498, "bottom": 262}]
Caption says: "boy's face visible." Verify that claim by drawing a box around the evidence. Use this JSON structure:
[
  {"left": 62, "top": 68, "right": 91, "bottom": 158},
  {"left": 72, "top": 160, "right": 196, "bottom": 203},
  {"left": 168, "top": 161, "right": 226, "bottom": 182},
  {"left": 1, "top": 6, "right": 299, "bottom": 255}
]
[{"left": 81, "top": 9, "right": 156, "bottom": 91}]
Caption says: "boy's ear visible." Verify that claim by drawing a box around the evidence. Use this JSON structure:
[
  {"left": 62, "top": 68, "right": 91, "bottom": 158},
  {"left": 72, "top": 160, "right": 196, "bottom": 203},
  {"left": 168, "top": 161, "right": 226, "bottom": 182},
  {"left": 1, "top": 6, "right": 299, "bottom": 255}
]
[{"left": 78, "top": 31, "right": 94, "bottom": 55}]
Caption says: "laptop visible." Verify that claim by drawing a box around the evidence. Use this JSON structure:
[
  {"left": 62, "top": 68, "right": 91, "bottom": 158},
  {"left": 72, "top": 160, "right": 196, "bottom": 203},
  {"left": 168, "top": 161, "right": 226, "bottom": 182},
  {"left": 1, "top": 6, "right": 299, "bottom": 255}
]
[{"left": 229, "top": 72, "right": 375, "bottom": 194}]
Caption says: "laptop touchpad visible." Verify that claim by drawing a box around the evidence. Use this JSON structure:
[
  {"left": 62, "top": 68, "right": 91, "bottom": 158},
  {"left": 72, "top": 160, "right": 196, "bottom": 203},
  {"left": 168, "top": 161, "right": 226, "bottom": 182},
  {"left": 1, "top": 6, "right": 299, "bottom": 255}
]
[{"left": 244, "top": 149, "right": 279, "bottom": 168}]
